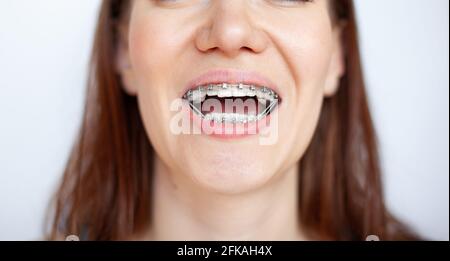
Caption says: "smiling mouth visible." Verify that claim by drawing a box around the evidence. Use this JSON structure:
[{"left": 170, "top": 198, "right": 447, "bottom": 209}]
[{"left": 182, "top": 83, "right": 280, "bottom": 124}]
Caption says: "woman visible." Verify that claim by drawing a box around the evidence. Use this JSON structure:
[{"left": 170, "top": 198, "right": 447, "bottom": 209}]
[{"left": 49, "top": 0, "right": 418, "bottom": 240}]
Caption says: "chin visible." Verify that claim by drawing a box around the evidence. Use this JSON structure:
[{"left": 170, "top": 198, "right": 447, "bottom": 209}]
[{"left": 182, "top": 141, "right": 279, "bottom": 194}]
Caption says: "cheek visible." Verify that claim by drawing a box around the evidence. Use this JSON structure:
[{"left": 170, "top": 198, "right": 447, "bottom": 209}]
[
  {"left": 129, "top": 18, "right": 178, "bottom": 85},
  {"left": 287, "top": 26, "right": 334, "bottom": 93},
  {"left": 261, "top": 4, "right": 334, "bottom": 95},
  {"left": 128, "top": 17, "right": 183, "bottom": 160},
  {"left": 281, "top": 18, "right": 334, "bottom": 113},
  {"left": 271, "top": 23, "right": 334, "bottom": 167}
]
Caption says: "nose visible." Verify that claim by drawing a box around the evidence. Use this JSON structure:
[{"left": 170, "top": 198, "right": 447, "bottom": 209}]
[{"left": 195, "top": 0, "right": 269, "bottom": 58}]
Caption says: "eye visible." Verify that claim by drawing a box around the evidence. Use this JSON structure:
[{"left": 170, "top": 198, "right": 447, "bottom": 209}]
[
  {"left": 269, "top": 0, "right": 314, "bottom": 6},
  {"left": 152, "top": 0, "right": 183, "bottom": 5},
  {"left": 152, "top": 0, "right": 196, "bottom": 8}
]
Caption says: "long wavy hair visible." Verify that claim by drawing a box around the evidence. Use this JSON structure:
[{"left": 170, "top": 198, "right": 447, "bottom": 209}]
[{"left": 49, "top": 0, "right": 418, "bottom": 240}]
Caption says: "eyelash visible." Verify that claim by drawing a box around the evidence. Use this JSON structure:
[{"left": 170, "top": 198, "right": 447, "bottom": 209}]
[
  {"left": 272, "top": 0, "right": 314, "bottom": 5},
  {"left": 155, "top": 0, "right": 314, "bottom": 4},
  {"left": 278, "top": 0, "right": 313, "bottom": 2}
]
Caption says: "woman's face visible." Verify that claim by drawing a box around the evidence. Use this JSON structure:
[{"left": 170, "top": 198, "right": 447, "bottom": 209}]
[{"left": 118, "top": 0, "right": 345, "bottom": 193}]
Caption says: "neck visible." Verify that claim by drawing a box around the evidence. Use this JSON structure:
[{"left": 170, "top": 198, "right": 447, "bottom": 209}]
[{"left": 148, "top": 157, "right": 304, "bottom": 241}]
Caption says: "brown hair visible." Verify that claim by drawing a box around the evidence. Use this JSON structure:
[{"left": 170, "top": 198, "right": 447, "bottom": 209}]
[{"left": 49, "top": 0, "right": 418, "bottom": 240}]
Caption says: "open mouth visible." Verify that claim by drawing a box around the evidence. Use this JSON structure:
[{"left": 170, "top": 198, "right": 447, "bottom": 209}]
[{"left": 182, "top": 83, "right": 281, "bottom": 124}]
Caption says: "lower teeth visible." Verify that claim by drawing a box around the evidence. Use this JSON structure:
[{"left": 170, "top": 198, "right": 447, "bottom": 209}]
[
  {"left": 189, "top": 100, "right": 278, "bottom": 124},
  {"left": 203, "top": 113, "right": 259, "bottom": 123}
]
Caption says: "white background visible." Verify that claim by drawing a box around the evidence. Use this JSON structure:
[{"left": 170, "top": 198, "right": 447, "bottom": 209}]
[{"left": 0, "top": 0, "right": 448, "bottom": 240}]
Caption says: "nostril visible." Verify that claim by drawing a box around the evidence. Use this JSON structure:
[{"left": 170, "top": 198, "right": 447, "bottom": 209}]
[{"left": 241, "top": 46, "right": 253, "bottom": 52}]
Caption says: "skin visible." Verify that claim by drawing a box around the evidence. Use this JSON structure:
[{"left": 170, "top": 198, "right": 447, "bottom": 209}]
[{"left": 117, "top": 0, "right": 345, "bottom": 240}]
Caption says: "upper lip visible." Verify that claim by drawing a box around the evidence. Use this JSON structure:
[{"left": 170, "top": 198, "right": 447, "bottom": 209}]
[{"left": 182, "top": 69, "right": 282, "bottom": 99}]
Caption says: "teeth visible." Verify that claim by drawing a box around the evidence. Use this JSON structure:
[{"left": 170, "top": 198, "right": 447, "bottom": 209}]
[
  {"left": 203, "top": 113, "right": 259, "bottom": 123},
  {"left": 256, "top": 88, "right": 266, "bottom": 99},
  {"left": 191, "top": 87, "right": 206, "bottom": 102},
  {"left": 186, "top": 83, "right": 276, "bottom": 100},
  {"left": 206, "top": 84, "right": 218, "bottom": 96},
  {"left": 257, "top": 98, "right": 267, "bottom": 105},
  {"left": 217, "top": 87, "right": 232, "bottom": 98},
  {"left": 232, "top": 86, "right": 247, "bottom": 97},
  {"left": 246, "top": 86, "right": 256, "bottom": 97},
  {"left": 248, "top": 115, "right": 257, "bottom": 122},
  {"left": 184, "top": 83, "right": 280, "bottom": 123}
]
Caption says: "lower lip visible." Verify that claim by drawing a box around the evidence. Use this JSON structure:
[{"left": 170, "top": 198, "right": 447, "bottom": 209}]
[{"left": 182, "top": 101, "right": 276, "bottom": 139}]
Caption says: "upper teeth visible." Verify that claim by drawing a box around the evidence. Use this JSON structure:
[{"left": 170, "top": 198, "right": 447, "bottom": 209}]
[{"left": 183, "top": 83, "right": 278, "bottom": 103}]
